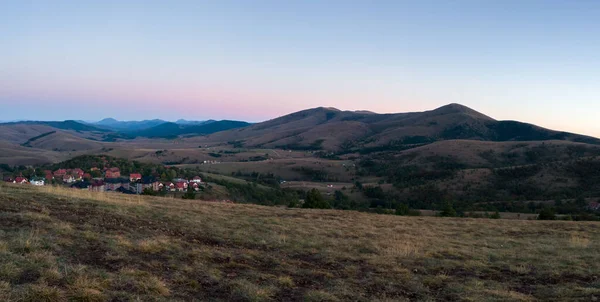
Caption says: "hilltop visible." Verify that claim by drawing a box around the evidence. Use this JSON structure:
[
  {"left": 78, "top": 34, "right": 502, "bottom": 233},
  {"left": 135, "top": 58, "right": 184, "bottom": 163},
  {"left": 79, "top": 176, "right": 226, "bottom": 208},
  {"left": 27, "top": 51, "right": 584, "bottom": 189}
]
[
  {"left": 0, "top": 183, "right": 598, "bottom": 301},
  {"left": 198, "top": 104, "right": 600, "bottom": 150}
]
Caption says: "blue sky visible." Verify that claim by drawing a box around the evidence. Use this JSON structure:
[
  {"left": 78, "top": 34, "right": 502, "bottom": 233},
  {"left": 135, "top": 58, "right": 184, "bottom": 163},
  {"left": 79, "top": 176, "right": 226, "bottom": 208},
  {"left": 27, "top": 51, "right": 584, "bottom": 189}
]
[{"left": 0, "top": 0, "right": 599, "bottom": 137}]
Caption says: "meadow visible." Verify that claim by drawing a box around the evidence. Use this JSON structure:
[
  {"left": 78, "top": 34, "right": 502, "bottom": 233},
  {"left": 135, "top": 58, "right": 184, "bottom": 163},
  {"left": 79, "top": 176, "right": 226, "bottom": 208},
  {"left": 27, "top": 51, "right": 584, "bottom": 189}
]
[{"left": 0, "top": 183, "right": 599, "bottom": 301}]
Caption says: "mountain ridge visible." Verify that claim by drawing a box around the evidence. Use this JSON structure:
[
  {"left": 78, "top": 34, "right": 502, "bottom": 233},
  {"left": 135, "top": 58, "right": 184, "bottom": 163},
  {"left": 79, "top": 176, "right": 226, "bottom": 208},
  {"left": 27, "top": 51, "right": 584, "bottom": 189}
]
[{"left": 196, "top": 103, "right": 599, "bottom": 150}]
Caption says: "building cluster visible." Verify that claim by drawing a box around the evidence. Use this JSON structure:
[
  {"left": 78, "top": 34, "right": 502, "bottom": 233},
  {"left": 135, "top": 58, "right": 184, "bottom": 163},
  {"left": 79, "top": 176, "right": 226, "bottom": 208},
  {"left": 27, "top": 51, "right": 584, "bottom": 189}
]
[{"left": 3, "top": 167, "right": 204, "bottom": 195}]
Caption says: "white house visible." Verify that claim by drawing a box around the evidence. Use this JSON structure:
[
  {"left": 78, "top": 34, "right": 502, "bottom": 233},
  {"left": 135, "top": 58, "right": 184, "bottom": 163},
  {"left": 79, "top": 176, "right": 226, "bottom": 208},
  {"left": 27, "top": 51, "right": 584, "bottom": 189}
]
[{"left": 30, "top": 177, "right": 45, "bottom": 186}]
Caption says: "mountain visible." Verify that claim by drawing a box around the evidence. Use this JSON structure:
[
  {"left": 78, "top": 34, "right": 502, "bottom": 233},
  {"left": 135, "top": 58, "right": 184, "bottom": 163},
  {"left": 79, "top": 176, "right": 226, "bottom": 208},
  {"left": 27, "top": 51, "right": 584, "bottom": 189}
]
[
  {"left": 198, "top": 104, "right": 600, "bottom": 150},
  {"left": 175, "top": 119, "right": 215, "bottom": 125},
  {"left": 128, "top": 120, "right": 252, "bottom": 138},
  {"left": 0, "top": 120, "right": 108, "bottom": 133},
  {"left": 93, "top": 118, "right": 168, "bottom": 131},
  {"left": 0, "top": 121, "right": 108, "bottom": 144}
]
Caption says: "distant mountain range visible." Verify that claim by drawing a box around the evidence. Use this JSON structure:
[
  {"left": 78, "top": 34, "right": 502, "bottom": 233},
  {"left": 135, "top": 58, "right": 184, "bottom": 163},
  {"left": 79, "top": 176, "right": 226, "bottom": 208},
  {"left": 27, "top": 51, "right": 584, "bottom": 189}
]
[
  {"left": 1, "top": 104, "right": 599, "bottom": 152},
  {"left": 0, "top": 118, "right": 252, "bottom": 141},
  {"left": 89, "top": 118, "right": 216, "bottom": 131}
]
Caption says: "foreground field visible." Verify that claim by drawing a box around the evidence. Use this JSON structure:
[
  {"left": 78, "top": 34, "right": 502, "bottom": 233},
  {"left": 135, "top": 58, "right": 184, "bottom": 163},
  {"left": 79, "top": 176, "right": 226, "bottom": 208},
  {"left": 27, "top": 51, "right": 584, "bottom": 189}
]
[{"left": 0, "top": 184, "right": 599, "bottom": 301}]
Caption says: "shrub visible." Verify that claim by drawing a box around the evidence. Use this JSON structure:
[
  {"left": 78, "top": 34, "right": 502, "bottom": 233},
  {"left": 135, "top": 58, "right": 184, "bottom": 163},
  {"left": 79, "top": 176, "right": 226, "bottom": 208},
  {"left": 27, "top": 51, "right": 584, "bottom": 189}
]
[
  {"left": 302, "top": 189, "right": 331, "bottom": 209},
  {"left": 439, "top": 202, "right": 457, "bottom": 217},
  {"left": 538, "top": 207, "right": 556, "bottom": 220}
]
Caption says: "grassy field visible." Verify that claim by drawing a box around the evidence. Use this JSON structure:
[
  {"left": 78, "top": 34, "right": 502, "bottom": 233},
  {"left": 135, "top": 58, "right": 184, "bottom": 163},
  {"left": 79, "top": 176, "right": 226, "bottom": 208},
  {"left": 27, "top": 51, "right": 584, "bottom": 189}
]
[{"left": 0, "top": 183, "right": 599, "bottom": 301}]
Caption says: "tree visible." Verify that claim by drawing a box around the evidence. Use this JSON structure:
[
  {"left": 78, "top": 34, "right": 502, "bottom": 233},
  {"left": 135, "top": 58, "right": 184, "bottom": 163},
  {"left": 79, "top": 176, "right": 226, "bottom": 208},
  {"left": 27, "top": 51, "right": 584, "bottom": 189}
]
[
  {"left": 395, "top": 203, "right": 410, "bottom": 216},
  {"left": 538, "top": 207, "right": 556, "bottom": 220},
  {"left": 302, "top": 189, "right": 331, "bottom": 209},
  {"left": 333, "top": 190, "right": 351, "bottom": 209},
  {"left": 439, "top": 201, "right": 457, "bottom": 217},
  {"left": 182, "top": 185, "right": 196, "bottom": 200}
]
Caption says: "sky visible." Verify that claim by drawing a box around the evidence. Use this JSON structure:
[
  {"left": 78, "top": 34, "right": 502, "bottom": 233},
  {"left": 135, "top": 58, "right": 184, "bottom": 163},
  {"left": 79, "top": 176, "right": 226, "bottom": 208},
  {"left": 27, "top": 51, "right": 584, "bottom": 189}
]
[{"left": 1, "top": 0, "right": 599, "bottom": 137}]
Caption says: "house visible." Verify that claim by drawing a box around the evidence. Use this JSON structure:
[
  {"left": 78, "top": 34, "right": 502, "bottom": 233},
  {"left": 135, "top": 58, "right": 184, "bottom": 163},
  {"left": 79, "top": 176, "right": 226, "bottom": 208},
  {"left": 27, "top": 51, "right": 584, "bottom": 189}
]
[
  {"left": 83, "top": 173, "right": 91, "bottom": 180},
  {"left": 589, "top": 201, "right": 600, "bottom": 211},
  {"left": 190, "top": 176, "right": 202, "bottom": 183},
  {"left": 53, "top": 169, "right": 67, "bottom": 178},
  {"left": 130, "top": 173, "right": 142, "bottom": 182},
  {"left": 62, "top": 175, "right": 75, "bottom": 183},
  {"left": 160, "top": 182, "right": 175, "bottom": 191},
  {"left": 89, "top": 180, "right": 105, "bottom": 192},
  {"left": 3, "top": 177, "right": 14, "bottom": 183},
  {"left": 105, "top": 178, "right": 129, "bottom": 191},
  {"left": 14, "top": 177, "right": 28, "bottom": 184},
  {"left": 135, "top": 177, "right": 159, "bottom": 193},
  {"left": 44, "top": 171, "right": 54, "bottom": 182},
  {"left": 105, "top": 168, "right": 121, "bottom": 179},
  {"left": 72, "top": 168, "right": 84, "bottom": 180},
  {"left": 30, "top": 177, "right": 45, "bottom": 186},
  {"left": 174, "top": 181, "right": 188, "bottom": 192},
  {"left": 191, "top": 182, "right": 201, "bottom": 191}
]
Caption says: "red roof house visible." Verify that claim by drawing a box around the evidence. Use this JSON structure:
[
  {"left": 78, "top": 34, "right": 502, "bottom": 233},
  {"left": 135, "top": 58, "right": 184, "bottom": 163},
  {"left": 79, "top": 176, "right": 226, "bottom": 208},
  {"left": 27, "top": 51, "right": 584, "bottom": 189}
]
[
  {"left": 62, "top": 175, "right": 75, "bottom": 183},
  {"left": 14, "top": 177, "right": 28, "bottom": 184},
  {"left": 174, "top": 181, "right": 188, "bottom": 192},
  {"left": 53, "top": 169, "right": 67, "bottom": 177},
  {"left": 72, "top": 168, "right": 84, "bottom": 179},
  {"left": 130, "top": 173, "right": 142, "bottom": 182},
  {"left": 105, "top": 168, "right": 121, "bottom": 179}
]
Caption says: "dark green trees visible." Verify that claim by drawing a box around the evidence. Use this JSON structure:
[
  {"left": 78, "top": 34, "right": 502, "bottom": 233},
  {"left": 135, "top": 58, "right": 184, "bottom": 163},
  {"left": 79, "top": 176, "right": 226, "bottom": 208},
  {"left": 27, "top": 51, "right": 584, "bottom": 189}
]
[{"left": 303, "top": 189, "right": 331, "bottom": 209}]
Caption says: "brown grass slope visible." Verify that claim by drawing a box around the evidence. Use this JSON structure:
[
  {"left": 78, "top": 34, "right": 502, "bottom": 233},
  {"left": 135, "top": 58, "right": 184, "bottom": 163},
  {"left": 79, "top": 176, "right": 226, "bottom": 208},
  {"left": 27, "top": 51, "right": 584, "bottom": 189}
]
[
  {"left": 0, "top": 142, "right": 64, "bottom": 166},
  {"left": 191, "top": 103, "right": 600, "bottom": 150},
  {"left": 0, "top": 124, "right": 59, "bottom": 145},
  {"left": 1, "top": 183, "right": 600, "bottom": 301},
  {"left": 21, "top": 131, "right": 104, "bottom": 152}
]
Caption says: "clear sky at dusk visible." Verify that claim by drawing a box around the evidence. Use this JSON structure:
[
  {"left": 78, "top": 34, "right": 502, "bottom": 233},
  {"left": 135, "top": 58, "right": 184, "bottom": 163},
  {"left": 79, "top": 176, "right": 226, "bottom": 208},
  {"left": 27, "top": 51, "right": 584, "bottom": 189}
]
[{"left": 1, "top": 1, "right": 599, "bottom": 137}]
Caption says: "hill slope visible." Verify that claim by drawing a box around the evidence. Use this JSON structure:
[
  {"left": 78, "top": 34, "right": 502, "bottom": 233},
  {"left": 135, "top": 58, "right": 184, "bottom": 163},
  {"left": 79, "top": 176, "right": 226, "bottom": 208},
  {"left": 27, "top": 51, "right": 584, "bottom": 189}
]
[
  {"left": 19, "top": 131, "right": 104, "bottom": 151},
  {"left": 199, "top": 104, "right": 600, "bottom": 150},
  {"left": 129, "top": 120, "right": 251, "bottom": 138},
  {"left": 0, "top": 183, "right": 598, "bottom": 301},
  {"left": 0, "top": 141, "right": 63, "bottom": 165}
]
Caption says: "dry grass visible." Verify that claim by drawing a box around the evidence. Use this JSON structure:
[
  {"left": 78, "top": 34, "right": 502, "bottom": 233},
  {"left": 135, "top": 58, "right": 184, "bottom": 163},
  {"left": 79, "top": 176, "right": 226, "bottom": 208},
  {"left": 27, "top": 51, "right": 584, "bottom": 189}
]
[{"left": 1, "top": 183, "right": 600, "bottom": 301}]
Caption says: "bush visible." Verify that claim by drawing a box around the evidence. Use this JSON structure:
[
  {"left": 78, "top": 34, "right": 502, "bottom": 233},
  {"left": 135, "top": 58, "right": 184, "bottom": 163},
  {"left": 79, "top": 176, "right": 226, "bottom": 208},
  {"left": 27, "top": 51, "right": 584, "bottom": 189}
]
[
  {"left": 302, "top": 189, "right": 331, "bottom": 209},
  {"left": 395, "top": 203, "right": 409, "bottom": 216},
  {"left": 489, "top": 211, "right": 501, "bottom": 219},
  {"left": 182, "top": 186, "right": 196, "bottom": 200},
  {"left": 439, "top": 202, "right": 457, "bottom": 217},
  {"left": 538, "top": 207, "right": 556, "bottom": 220}
]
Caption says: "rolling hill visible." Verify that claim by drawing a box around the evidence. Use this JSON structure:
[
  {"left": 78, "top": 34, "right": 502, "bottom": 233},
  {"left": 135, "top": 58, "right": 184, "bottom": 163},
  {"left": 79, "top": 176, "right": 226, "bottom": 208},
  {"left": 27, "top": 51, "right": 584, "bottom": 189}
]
[
  {"left": 128, "top": 120, "right": 252, "bottom": 138},
  {"left": 197, "top": 104, "right": 600, "bottom": 150},
  {"left": 19, "top": 131, "right": 104, "bottom": 151},
  {"left": 0, "top": 141, "right": 64, "bottom": 165}
]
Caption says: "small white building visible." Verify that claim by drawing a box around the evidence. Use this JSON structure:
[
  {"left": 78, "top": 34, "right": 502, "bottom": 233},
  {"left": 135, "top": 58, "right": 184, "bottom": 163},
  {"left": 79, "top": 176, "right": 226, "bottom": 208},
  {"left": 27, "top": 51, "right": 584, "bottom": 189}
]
[{"left": 30, "top": 177, "right": 45, "bottom": 186}]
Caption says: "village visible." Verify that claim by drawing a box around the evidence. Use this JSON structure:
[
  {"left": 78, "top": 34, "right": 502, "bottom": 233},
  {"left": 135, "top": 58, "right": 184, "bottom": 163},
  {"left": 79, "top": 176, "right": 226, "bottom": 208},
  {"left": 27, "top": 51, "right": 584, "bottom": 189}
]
[{"left": 3, "top": 167, "right": 205, "bottom": 195}]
